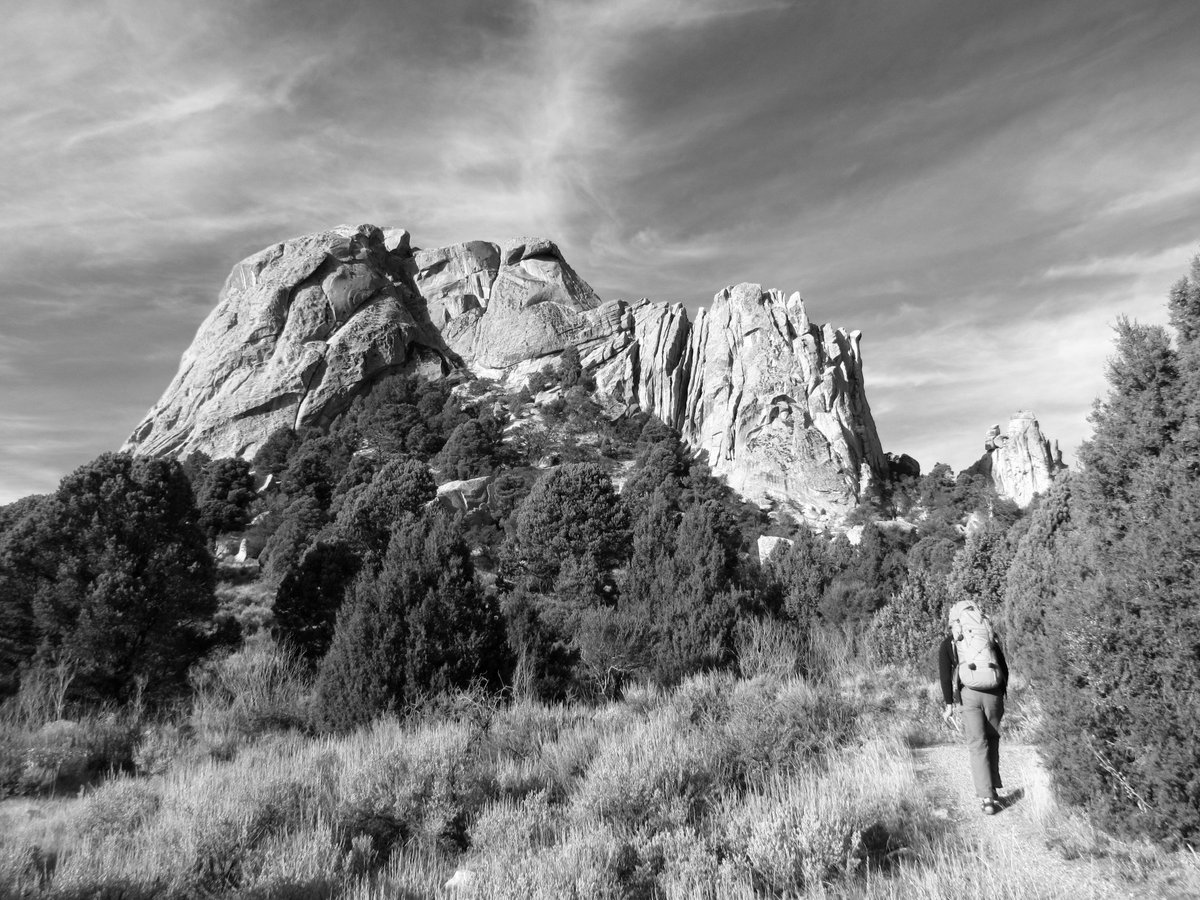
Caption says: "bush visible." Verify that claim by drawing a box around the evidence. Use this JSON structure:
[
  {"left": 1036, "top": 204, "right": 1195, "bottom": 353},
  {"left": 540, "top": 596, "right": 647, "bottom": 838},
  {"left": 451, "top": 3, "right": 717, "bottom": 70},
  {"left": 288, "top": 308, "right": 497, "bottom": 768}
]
[
  {"left": 338, "top": 720, "right": 497, "bottom": 855},
  {"left": 75, "top": 778, "right": 161, "bottom": 839},
  {"left": 721, "top": 777, "right": 865, "bottom": 894},
  {"left": 735, "top": 618, "right": 804, "bottom": 680},
  {"left": 867, "top": 570, "right": 947, "bottom": 672},
  {"left": 0, "top": 715, "right": 139, "bottom": 797},
  {"left": 572, "top": 718, "right": 720, "bottom": 833},
  {"left": 190, "top": 639, "right": 310, "bottom": 752}
]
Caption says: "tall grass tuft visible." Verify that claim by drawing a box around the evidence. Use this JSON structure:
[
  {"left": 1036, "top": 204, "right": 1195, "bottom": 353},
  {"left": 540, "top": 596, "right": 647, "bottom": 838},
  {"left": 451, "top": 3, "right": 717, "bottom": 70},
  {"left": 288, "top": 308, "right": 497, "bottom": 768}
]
[{"left": 188, "top": 636, "right": 311, "bottom": 757}]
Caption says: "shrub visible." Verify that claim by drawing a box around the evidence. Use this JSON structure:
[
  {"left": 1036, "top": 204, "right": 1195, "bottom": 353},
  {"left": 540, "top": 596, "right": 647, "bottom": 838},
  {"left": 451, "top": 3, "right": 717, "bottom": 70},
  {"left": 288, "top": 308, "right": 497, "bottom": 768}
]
[
  {"left": 867, "top": 569, "right": 947, "bottom": 673},
  {"left": 718, "top": 676, "right": 856, "bottom": 782},
  {"left": 337, "top": 720, "right": 497, "bottom": 856},
  {"left": 721, "top": 777, "right": 865, "bottom": 894},
  {"left": 132, "top": 722, "right": 189, "bottom": 776},
  {"left": 572, "top": 718, "right": 720, "bottom": 833},
  {"left": 190, "top": 639, "right": 310, "bottom": 751},
  {"left": 735, "top": 618, "right": 804, "bottom": 680},
  {"left": 75, "top": 778, "right": 161, "bottom": 839},
  {"left": 469, "top": 790, "right": 560, "bottom": 858}
]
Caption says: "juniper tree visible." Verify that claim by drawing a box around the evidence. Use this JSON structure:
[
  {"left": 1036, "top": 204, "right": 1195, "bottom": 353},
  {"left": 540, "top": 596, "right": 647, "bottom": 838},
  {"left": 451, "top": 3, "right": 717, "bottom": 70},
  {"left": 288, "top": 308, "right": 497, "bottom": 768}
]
[
  {"left": 1, "top": 453, "right": 215, "bottom": 703},
  {"left": 1026, "top": 256, "right": 1200, "bottom": 844}
]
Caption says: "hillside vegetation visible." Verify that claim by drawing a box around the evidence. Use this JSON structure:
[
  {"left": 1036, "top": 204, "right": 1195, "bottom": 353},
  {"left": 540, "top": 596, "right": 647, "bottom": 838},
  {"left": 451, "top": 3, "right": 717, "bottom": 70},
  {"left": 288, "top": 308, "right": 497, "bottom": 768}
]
[{"left": 1, "top": 255, "right": 1199, "bottom": 897}]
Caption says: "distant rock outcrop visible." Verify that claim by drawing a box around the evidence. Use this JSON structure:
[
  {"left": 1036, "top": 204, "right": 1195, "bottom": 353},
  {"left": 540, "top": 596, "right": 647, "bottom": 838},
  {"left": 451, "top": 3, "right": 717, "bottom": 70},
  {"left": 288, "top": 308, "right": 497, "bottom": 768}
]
[
  {"left": 128, "top": 225, "right": 889, "bottom": 521},
  {"left": 970, "top": 410, "right": 1064, "bottom": 506}
]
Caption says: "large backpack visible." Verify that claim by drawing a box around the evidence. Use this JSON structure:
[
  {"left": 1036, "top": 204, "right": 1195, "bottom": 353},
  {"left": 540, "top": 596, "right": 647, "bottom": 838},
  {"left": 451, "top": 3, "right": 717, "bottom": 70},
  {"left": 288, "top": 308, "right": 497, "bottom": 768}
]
[{"left": 948, "top": 600, "right": 1002, "bottom": 691}]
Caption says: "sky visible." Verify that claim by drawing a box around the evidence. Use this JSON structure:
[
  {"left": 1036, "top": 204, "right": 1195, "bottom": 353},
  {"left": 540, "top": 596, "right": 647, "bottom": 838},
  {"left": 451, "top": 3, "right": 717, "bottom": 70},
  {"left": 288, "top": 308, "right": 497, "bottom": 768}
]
[{"left": 1, "top": 0, "right": 1199, "bottom": 505}]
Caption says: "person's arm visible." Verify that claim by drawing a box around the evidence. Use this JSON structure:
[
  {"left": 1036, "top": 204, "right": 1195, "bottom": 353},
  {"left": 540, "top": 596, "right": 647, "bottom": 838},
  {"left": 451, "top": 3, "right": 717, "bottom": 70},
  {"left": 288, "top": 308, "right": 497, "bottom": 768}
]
[
  {"left": 995, "top": 641, "right": 1009, "bottom": 697},
  {"left": 938, "top": 637, "right": 956, "bottom": 706}
]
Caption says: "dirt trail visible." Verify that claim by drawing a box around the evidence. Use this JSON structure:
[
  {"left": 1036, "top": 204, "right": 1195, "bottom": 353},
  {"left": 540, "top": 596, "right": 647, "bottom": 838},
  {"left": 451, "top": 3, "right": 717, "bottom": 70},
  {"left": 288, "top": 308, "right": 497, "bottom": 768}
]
[{"left": 911, "top": 741, "right": 1134, "bottom": 899}]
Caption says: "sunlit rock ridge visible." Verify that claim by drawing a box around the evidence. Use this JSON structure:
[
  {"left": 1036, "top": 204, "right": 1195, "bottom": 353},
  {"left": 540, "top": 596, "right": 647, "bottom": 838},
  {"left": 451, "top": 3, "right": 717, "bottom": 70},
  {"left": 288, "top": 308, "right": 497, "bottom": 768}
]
[
  {"left": 969, "top": 410, "right": 1064, "bottom": 507},
  {"left": 126, "top": 225, "right": 887, "bottom": 520}
]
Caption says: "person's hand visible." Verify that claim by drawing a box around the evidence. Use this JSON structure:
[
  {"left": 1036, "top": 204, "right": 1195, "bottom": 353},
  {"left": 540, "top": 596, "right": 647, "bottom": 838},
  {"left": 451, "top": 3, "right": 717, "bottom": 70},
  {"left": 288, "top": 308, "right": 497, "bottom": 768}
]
[{"left": 941, "top": 704, "right": 960, "bottom": 731}]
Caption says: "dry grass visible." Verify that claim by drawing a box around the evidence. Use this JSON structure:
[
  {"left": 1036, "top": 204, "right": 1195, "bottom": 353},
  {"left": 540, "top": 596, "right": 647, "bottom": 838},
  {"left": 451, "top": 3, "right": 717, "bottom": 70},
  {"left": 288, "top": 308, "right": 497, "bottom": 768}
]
[{"left": 3, "top": 629, "right": 1197, "bottom": 898}]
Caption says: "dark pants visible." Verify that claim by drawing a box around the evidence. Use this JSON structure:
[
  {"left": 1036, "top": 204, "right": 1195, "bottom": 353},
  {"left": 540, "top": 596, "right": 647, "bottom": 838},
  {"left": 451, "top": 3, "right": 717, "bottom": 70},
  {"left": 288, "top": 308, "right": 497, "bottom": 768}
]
[{"left": 960, "top": 687, "right": 1004, "bottom": 799}]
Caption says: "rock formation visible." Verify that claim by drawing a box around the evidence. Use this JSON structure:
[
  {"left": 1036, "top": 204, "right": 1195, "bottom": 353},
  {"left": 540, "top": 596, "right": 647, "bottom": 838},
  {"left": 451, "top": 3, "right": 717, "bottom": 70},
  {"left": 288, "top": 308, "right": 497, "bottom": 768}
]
[
  {"left": 970, "top": 410, "right": 1063, "bottom": 506},
  {"left": 127, "top": 225, "right": 889, "bottom": 521},
  {"left": 125, "top": 225, "right": 449, "bottom": 459}
]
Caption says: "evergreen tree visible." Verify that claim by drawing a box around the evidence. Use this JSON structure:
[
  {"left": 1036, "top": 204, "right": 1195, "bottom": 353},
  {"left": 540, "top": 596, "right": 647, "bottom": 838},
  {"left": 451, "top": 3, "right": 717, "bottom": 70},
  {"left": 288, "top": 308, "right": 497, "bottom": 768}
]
[
  {"left": 1168, "top": 257, "right": 1200, "bottom": 457},
  {"left": 195, "top": 457, "right": 257, "bottom": 538},
  {"left": 1077, "top": 318, "right": 1178, "bottom": 527},
  {"left": 945, "top": 523, "right": 1014, "bottom": 614},
  {"left": 559, "top": 344, "right": 583, "bottom": 389},
  {"left": 650, "top": 500, "right": 745, "bottom": 682},
  {"left": 310, "top": 572, "right": 404, "bottom": 733},
  {"left": 401, "top": 513, "right": 507, "bottom": 698},
  {"left": 3, "top": 453, "right": 215, "bottom": 703},
  {"left": 511, "top": 463, "right": 628, "bottom": 588},
  {"left": 620, "top": 489, "right": 678, "bottom": 613},
  {"left": 273, "top": 540, "right": 360, "bottom": 661},
  {"left": 999, "top": 477, "right": 1082, "bottom": 680},
  {"left": 260, "top": 495, "right": 327, "bottom": 580},
  {"left": 311, "top": 512, "right": 505, "bottom": 730},
  {"left": 254, "top": 427, "right": 300, "bottom": 476},
  {"left": 0, "top": 496, "right": 51, "bottom": 696},
  {"left": 436, "top": 419, "right": 499, "bottom": 480},
  {"left": 621, "top": 444, "right": 685, "bottom": 517},
  {"left": 280, "top": 439, "right": 339, "bottom": 510},
  {"left": 336, "top": 458, "right": 437, "bottom": 557},
  {"left": 1025, "top": 255, "right": 1200, "bottom": 845},
  {"left": 869, "top": 568, "right": 948, "bottom": 672},
  {"left": 762, "top": 528, "right": 832, "bottom": 627}
]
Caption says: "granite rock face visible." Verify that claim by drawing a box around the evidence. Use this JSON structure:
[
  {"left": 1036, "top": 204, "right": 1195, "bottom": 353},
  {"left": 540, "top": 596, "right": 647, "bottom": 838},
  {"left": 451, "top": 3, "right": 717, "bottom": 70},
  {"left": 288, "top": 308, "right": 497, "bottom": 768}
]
[
  {"left": 971, "top": 410, "right": 1064, "bottom": 506},
  {"left": 680, "top": 285, "right": 886, "bottom": 519},
  {"left": 125, "top": 225, "right": 450, "bottom": 459},
  {"left": 129, "top": 225, "right": 888, "bottom": 520},
  {"left": 422, "top": 237, "right": 605, "bottom": 369},
  {"left": 415, "top": 242, "right": 886, "bottom": 518}
]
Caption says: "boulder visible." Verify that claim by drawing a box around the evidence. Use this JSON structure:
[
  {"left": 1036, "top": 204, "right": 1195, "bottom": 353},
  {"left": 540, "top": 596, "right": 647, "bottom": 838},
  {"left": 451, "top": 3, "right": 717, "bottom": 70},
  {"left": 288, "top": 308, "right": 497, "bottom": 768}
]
[
  {"left": 435, "top": 475, "right": 493, "bottom": 515},
  {"left": 886, "top": 452, "right": 921, "bottom": 480},
  {"left": 757, "top": 535, "right": 794, "bottom": 561}
]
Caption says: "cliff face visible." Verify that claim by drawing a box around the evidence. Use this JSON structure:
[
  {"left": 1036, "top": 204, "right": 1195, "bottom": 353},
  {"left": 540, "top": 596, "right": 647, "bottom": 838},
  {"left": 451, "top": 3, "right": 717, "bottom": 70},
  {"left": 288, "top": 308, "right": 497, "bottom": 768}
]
[
  {"left": 126, "top": 226, "right": 887, "bottom": 520},
  {"left": 125, "top": 225, "right": 448, "bottom": 459},
  {"left": 678, "top": 285, "right": 886, "bottom": 518},
  {"left": 970, "top": 410, "right": 1064, "bottom": 506}
]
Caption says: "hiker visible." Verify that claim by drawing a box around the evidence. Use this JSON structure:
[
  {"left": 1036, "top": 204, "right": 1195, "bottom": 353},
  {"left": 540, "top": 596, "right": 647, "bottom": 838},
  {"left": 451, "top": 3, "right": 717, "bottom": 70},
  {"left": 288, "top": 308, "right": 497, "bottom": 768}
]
[{"left": 939, "top": 599, "right": 1009, "bottom": 815}]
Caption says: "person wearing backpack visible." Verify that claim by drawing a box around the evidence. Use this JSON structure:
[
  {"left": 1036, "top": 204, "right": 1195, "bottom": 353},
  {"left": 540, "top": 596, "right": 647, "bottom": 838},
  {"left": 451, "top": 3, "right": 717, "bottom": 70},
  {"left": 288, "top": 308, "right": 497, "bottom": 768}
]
[{"left": 939, "top": 599, "right": 1009, "bottom": 815}]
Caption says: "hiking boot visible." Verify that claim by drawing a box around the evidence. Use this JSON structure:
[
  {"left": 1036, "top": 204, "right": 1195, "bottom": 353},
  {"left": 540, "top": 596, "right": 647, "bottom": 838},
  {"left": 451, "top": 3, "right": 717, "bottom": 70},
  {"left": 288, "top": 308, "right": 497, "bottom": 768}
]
[{"left": 982, "top": 798, "right": 998, "bottom": 815}]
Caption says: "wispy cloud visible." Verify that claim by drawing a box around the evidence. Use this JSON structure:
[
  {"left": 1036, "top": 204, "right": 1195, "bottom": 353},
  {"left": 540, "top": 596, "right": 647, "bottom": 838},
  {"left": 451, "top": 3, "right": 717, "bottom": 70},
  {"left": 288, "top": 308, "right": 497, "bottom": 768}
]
[{"left": 1, "top": 0, "right": 1199, "bottom": 504}]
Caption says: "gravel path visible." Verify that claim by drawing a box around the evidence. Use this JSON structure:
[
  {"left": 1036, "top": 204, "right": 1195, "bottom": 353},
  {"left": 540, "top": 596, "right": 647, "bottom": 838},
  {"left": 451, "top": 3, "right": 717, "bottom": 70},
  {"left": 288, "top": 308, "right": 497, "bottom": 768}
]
[{"left": 912, "top": 741, "right": 1135, "bottom": 899}]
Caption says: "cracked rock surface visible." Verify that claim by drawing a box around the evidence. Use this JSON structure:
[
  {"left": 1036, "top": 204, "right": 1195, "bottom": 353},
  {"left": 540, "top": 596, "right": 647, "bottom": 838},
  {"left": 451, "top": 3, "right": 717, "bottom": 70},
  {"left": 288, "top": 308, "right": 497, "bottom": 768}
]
[{"left": 125, "top": 225, "right": 449, "bottom": 460}]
